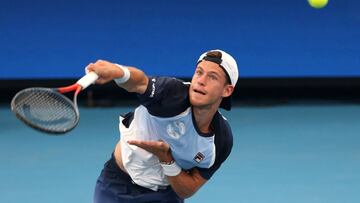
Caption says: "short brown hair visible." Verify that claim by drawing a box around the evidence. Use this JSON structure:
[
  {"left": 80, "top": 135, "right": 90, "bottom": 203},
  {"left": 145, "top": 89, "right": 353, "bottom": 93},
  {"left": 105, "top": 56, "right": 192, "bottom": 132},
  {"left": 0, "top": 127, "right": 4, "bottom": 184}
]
[{"left": 204, "top": 51, "right": 231, "bottom": 85}]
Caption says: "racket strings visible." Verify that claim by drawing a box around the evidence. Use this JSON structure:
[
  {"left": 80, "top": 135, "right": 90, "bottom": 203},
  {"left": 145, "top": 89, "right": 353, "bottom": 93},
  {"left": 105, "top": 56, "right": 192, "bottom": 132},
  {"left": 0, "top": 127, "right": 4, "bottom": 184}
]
[
  {"left": 12, "top": 88, "right": 79, "bottom": 133},
  {"left": 23, "top": 91, "right": 74, "bottom": 120}
]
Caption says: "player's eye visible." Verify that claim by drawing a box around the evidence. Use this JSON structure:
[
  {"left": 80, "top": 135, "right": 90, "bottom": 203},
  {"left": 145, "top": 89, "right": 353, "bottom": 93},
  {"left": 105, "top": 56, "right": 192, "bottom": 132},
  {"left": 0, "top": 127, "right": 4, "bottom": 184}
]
[{"left": 209, "top": 74, "right": 218, "bottom": 81}]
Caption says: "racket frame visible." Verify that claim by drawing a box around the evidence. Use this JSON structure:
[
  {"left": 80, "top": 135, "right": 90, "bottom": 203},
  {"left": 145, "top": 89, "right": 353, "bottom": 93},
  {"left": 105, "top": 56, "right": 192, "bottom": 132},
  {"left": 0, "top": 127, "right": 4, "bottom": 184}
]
[{"left": 11, "top": 72, "right": 98, "bottom": 134}]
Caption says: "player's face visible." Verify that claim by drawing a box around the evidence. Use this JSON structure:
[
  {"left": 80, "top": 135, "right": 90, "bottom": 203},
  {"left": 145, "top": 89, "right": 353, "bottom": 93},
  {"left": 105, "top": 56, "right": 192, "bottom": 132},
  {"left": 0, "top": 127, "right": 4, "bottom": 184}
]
[{"left": 190, "top": 61, "right": 233, "bottom": 110}]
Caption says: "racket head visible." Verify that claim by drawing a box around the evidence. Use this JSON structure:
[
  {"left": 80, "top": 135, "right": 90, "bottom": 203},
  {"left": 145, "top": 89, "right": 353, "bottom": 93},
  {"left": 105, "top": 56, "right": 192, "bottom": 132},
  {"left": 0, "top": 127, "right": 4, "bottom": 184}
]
[{"left": 11, "top": 87, "right": 79, "bottom": 134}]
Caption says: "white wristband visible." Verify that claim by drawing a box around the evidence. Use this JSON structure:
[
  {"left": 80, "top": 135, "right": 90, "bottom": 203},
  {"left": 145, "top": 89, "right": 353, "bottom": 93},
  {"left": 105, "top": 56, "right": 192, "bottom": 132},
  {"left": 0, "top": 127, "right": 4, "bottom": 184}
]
[
  {"left": 114, "top": 64, "right": 131, "bottom": 84},
  {"left": 161, "top": 161, "right": 181, "bottom": 176}
]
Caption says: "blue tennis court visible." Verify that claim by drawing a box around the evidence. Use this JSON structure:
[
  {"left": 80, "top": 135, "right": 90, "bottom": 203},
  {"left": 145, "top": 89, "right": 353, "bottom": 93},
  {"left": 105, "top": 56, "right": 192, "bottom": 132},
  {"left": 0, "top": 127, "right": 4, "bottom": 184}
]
[{"left": 1, "top": 102, "right": 359, "bottom": 203}]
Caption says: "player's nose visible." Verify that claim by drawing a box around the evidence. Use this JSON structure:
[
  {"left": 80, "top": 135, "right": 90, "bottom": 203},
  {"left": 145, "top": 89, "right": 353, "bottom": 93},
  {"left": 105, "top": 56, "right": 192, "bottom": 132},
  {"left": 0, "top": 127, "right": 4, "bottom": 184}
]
[{"left": 196, "top": 74, "right": 207, "bottom": 86}]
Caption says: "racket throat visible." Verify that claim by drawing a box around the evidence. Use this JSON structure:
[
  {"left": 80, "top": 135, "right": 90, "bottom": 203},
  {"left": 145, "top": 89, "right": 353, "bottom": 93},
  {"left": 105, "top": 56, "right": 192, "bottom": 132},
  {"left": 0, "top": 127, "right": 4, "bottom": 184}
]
[
  {"left": 73, "top": 86, "right": 82, "bottom": 109},
  {"left": 58, "top": 84, "right": 80, "bottom": 93}
]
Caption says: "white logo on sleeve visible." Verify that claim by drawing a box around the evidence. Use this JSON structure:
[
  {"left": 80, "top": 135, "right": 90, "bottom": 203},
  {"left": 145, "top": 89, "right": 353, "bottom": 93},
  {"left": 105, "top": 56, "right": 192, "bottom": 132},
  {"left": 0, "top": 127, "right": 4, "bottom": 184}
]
[
  {"left": 166, "top": 121, "right": 186, "bottom": 139},
  {"left": 150, "top": 78, "right": 156, "bottom": 98}
]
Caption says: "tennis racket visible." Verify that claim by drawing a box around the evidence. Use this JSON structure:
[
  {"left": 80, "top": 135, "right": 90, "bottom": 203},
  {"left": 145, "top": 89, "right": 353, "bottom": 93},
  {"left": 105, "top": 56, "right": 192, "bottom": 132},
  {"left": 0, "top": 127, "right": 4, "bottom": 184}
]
[{"left": 11, "top": 72, "right": 99, "bottom": 134}]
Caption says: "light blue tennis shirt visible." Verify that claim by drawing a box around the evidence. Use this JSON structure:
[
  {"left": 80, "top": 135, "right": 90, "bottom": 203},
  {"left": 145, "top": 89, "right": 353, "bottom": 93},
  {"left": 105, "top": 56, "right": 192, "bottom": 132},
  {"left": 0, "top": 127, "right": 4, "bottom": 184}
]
[{"left": 119, "top": 76, "right": 233, "bottom": 191}]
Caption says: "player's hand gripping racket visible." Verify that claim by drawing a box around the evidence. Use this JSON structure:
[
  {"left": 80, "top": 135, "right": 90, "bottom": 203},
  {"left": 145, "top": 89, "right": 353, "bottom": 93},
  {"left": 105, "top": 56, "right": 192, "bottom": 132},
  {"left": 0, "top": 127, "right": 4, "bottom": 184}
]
[{"left": 11, "top": 72, "right": 99, "bottom": 134}]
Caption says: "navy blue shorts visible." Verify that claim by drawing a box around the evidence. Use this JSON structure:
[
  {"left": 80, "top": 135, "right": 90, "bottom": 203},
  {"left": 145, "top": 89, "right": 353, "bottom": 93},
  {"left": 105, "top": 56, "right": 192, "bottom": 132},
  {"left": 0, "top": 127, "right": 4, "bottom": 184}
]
[{"left": 93, "top": 154, "right": 184, "bottom": 203}]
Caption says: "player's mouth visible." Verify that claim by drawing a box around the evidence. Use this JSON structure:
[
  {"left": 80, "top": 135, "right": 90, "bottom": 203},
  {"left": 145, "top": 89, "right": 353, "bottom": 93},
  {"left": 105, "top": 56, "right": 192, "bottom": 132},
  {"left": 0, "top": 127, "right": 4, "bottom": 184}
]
[{"left": 193, "top": 88, "right": 206, "bottom": 95}]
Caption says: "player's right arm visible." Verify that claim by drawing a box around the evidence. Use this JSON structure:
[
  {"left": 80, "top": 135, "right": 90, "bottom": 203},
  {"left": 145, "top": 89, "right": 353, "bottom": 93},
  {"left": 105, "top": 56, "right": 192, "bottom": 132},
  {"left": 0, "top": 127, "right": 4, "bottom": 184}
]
[{"left": 86, "top": 60, "right": 149, "bottom": 94}]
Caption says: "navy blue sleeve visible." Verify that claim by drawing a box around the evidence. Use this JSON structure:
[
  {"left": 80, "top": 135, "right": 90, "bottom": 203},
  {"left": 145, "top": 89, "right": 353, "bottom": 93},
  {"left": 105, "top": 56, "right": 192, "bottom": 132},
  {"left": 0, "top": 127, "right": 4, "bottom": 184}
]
[
  {"left": 137, "top": 76, "right": 191, "bottom": 117},
  {"left": 197, "top": 113, "right": 234, "bottom": 180}
]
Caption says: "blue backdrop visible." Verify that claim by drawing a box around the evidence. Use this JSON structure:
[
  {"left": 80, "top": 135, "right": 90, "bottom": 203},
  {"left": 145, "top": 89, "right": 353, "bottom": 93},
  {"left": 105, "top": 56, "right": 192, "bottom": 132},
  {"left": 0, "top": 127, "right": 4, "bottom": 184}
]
[{"left": 0, "top": 0, "right": 359, "bottom": 79}]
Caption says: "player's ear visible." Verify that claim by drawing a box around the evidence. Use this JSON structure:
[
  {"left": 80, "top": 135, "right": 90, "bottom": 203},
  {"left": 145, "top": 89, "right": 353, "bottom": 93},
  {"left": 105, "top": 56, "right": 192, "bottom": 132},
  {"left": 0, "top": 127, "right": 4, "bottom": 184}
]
[{"left": 222, "top": 84, "right": 234, "bottom": 98}]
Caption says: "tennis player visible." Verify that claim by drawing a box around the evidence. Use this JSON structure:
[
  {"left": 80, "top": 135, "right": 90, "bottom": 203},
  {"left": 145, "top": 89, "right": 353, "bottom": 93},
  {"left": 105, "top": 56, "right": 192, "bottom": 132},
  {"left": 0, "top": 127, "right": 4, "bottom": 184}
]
[{"left": 89, "top": 49, "right": 238, "bottom": 203}]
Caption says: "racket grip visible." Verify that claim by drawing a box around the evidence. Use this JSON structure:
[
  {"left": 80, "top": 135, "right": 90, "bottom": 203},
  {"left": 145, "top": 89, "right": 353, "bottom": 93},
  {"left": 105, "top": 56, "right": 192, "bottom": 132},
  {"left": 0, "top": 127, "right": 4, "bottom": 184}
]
[{"left": 77, "top": 72, "right": 99, "bottom": 89}]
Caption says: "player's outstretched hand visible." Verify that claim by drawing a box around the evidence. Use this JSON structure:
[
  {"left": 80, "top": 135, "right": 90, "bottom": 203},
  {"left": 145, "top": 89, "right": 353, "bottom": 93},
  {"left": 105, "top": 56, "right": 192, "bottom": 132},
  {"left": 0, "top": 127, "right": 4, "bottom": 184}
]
[{"left": 127, "top": 140, "right": 174, "bottom": 163}]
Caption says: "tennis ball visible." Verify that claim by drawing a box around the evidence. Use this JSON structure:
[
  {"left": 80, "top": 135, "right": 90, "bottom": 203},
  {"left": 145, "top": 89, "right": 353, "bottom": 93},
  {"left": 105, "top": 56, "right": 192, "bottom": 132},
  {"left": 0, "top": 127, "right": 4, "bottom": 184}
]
[{"left": 308, "top": 0, "right": 328, "bottom": 9}]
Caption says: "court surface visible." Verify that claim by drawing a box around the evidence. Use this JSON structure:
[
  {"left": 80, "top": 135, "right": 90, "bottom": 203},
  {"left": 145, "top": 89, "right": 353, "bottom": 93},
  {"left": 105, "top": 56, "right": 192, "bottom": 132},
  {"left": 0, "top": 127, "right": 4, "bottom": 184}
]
[{"left": 1, "top": 102, "right": 359, "bottom": 203}]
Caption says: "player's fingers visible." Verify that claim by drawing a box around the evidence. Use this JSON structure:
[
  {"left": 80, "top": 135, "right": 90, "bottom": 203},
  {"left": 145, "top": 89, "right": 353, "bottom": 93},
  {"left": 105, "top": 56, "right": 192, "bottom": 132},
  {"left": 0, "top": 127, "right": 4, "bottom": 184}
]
[
  {"left": 128, "top": 140, "right": 151, "bottom": 146},
  {"left": 86, "top": 63, "right": 95, "bottom": 72},
  {"left": 95, "top": 78, "right": 106, "bottom": 84},
  {"left": 129, "top": 140, "right": 169, "bottom": 152},
  {"left": 84, "top": 64, "right": 93, "bottom": 74},
  {"left": 85, "top": 63, "right": 105, "bottom": 84},
  {"left": 127, "top": 140, "right": 156, "bottom": 149},
  {"left": 95, "top": 59, "right": 108, "bottom": 66},
  {"left": 127, "top": 140, "right": 153, "bottom": 153},
  {"left": 127, "top": 140, "right": 142, "bottom": 146}
]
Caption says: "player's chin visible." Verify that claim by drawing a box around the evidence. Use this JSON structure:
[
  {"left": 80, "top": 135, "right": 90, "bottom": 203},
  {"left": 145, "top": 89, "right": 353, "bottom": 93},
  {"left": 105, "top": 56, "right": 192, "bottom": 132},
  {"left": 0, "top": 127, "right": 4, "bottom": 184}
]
[{"left": 189, "top": 93, "right": 208, "bottom": 107}]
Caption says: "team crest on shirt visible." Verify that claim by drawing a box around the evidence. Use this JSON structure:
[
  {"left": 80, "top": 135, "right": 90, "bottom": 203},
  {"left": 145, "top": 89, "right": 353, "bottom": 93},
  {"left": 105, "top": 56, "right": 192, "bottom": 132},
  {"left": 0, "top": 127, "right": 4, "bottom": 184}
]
[
  {"left": 193, "top": 152, "right": 205, "bottom": 163},
  {"left": 166, "top": 121, "right": 186, "bottom": 139}
]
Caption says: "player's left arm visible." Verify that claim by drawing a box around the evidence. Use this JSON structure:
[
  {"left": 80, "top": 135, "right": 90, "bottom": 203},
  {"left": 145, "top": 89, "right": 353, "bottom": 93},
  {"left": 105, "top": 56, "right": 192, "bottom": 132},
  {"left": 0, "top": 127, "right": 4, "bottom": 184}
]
[
  {"left": 167, "top": 168, "right": 207, "bottom": 199},
  {"left": 127, "top": 140, "right": 207, "bottom": 198}
]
